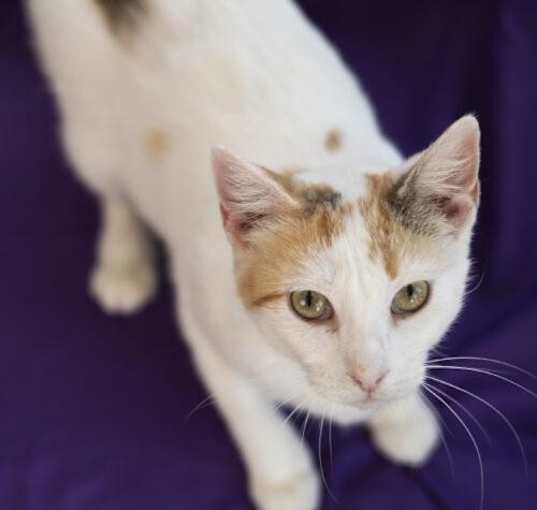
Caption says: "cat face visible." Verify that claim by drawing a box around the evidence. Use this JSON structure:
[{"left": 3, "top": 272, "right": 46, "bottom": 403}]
[{"left": 212, "top": 116, "right": 480, "bottom": 418}]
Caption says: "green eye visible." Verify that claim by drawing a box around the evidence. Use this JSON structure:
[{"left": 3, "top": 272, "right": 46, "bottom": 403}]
[
  {"left": 290, "top": 290, "right": 333, "bottom": 321},
  {"left": 391, "top": 281, "right": 430, "bottom": 315}
]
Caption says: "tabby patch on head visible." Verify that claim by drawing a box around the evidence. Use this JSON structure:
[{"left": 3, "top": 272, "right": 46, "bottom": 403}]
[
  {"left": 211, "top": 115, "right": 480, "bottom": 308},
  {"left": 359, "top": 115, "right": 481, "bottom": 278},
  {"left": 267, "top": 169, "right": 343, "bottom": 215},
  {"left": 211, "top": 149, "right": 351, "bottom": 307},
  {"left": 93, "top": 0, "right": 146, "bottom": 32},
  {"left": 358, "top": 173, "right": 408, "bottom": 280},
  {"left": 388, "top": 115, "right": 481, "bottom": 236}
]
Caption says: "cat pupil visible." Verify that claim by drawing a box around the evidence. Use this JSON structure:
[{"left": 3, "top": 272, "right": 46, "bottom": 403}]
[
  {"left": 406, "top": 285, "right": 415, "bottom": 299},
  {"left": 305, "top": 291, "right": 313, "bottom": 308}
]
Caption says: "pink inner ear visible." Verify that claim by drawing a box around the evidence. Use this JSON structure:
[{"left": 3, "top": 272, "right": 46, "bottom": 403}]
[
  {"left": 212, "top": 147, "right": 298, "bottom": 247},
  {"left": 219, "top": 203, "right": 230, "bottom": 226},
  {"left": 444, "top": 195, "right": 474, "bottom": 228},
  {"left": 406, "top": 115, "right": 481, "bottom": 230}
]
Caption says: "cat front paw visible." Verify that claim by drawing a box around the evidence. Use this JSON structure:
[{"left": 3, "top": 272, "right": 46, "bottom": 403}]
[
  {"left": 250, "top": 468, "right": 321, "bottom": 510},
  {"left": 89, "top": 261, "right": 157, "bottom": 315},
  {"left": 371, "top": 398, "right": 439, "bottom": 467}
]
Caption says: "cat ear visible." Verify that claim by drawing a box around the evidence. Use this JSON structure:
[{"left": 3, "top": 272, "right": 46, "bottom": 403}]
[
  {"left": 393, "top": 115, "right": 481, "bottom": 232},
  {"left": 211, "top": 148, "right": 298, "bottom": 246}
]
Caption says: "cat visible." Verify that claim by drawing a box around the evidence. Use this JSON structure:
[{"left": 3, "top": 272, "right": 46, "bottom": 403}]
[{"left": 27, "top": 1, "right": 480, "bottom": 509}]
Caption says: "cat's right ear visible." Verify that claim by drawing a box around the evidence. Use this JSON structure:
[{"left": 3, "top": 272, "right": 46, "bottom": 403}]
[{"left": 211, "top": 148, "right": 298, "bottom": 247}]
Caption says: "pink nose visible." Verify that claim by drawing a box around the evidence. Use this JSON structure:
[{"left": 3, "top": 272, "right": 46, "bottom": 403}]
[{"left": 351, "top": 370, "right": 387, "bottom": 396}]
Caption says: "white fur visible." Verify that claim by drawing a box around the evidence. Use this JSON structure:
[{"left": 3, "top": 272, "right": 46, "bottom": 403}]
[
  {"left": 89, "top": 199, "right": 157, "bottom": 313},
  {"left": 27, "top": 2, "right": 478, "bottom": 509}
]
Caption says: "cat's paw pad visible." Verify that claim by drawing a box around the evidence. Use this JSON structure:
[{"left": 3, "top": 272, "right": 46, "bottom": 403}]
[
  {"left": 89, "top": 262, "right": 157, "bottom": 315},
  {"left": 372, "top": 405, "right": 439, "bottom": 467},
  {"left": 250, "top": 469, "right": 321, "bottom": 510}
]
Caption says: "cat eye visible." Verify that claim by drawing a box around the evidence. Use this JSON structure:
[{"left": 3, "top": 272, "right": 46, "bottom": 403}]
[
  {"left": 290, "top": 290, "right": 333, "bottom": 321},
  {"left": 391, "top": 281, "right": 430, "bottom": 315}
]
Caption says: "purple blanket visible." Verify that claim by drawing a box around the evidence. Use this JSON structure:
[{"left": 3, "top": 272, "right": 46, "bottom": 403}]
[{"left": 1, "top": 1, "right": 536, "bottom": 508}]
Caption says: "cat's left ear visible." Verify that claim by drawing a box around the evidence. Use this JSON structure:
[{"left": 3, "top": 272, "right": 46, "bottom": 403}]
[
  {"left": 211, "top": 148, "right": 298, "bottom": 247},
  {"left": 393, "top": 115, "right": 481, "bottom": 233}
]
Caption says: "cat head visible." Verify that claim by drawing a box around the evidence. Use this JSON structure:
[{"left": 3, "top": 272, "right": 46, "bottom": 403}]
[{"left": 212, "top": 115, "right": 480, "bottom": 418}]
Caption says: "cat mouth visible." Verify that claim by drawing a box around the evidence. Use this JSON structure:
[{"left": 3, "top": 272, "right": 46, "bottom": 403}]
[{"left": 357, "top": 395, "right": 392, "bottom": 410}]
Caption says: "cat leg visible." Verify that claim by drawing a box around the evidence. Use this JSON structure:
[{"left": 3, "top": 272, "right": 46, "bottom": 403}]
[
  {"left": 192, "top": 341, "right": 320, "bottom": 510},
  {"left": 57, "top": 108, "right": 157, "bottom": 313},
  {"left": 368, "top": 392, "right": 439, "bottom": 466},
  {"left": 89, "top": 198, "right": 157, "bottom": 314}
]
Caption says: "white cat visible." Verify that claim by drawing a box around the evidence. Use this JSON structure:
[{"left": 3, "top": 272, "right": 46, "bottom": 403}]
[{"left": 28, "top": 1, "right": 480, "bottom": 509}]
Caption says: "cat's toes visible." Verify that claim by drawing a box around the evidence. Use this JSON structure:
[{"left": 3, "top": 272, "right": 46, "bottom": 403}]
[
  {"left": 371, "top": 403, "right": 439, "bottom": 467},
  {"left": 250, "top": 468, "right": 321, "bottom": 510},
  {"left": 89, "top": 262, "right": 157, "bottom": 315}
]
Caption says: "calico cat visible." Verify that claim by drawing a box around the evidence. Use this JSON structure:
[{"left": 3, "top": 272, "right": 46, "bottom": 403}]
[{"left": 28, "top": 1, "right": 480, "bottom": 509}]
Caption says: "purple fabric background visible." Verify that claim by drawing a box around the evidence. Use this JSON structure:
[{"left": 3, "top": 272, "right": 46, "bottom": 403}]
[{"left": 1, "top": 0, "right": 536, "bottom": 508}]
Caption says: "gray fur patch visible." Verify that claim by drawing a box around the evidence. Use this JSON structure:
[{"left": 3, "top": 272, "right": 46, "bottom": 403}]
[
  {"left": 302, "top": 187, "right": 342, "bottom": 215},
  {"left": 388, "top": 171, "right": 442, "bottom": 236}
]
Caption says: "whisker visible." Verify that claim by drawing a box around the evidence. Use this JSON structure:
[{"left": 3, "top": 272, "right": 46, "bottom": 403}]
[
  {"left": 185, "top": 394, "right": 215, "bottom": 422},
  {"left": 425, "top": 381, "right": 491, "bottom": 444},
  {"left": 428, "top": 356, "right": 537, "bottom": 381},
  {"left": 426, "top": 363, "right": 505, "bottom": 377},
  {"left": 283, "top": 403, "right": 303, "bottom": 425},
  {"left": 318, "top": 416, "right": 325, "bottom": 484},
  {"left": 465, "top": 272, "right": 485, "bottom": 295},
  {"left": 438, "top": 425, "right": 456, "bottom": 478},
  {"left": 425, "top": 365, "right": 537, "bottom": 400},
  {"left": 328, "top": 406, "right": 334, "bottom": 468},
  {"left": 423, "top": 385, "right": 485, "bottom": 510},
  {"left": 421, "top": 389, "right": 455, "bottom": 477},
  {"left": 274, "top": 401, "right": 288, "bottom": 412},
  {"left": 274, "top": 394, "right": 301, "bottom": 413},
  {"left": 301, "top": 411, "right": 311, "bottom": 444},
  {"left": 318, "top": 417, "right": 338, "bottom": 503},
  {"left": 427, "top": 375, "right": 528, "bottom": 475}
]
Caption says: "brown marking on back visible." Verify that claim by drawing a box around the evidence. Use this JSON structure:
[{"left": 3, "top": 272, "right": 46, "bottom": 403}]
[
  {"left": 93, "top": 0, "right": 146, "bottom": 32},
  {"left": 325, "top": 129, "right": 343, "bottom": 152},
  {"left": 145, "top": 129, "right": 171, "bottom": 161}
]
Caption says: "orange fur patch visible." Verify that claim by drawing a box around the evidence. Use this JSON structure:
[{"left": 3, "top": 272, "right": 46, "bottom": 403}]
[
  {"left": 238, "top": 176, "right": 350, "bottom": 308},
  {"left": 358, "top": 173, "right": 407, "bottom": 279},
  {"left": 358, "top": 173, "right": 438, "bottom": 280},
  {"left": 239, "top": 167, "right": 443, "bottom": 308},
  {"left": 145, "top": 129, "right": 171, "bottom": 160}
]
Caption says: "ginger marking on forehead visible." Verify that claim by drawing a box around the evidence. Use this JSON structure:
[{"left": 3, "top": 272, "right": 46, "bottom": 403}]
[
  {"left": 239, "top": 202, "right": 351, "bottom": 309},
  {"left": 238, "top": 205, "right": 349, "bottom": 308},
  {"left": 358, "top": 173, "right": 403, "bottom": 279},
  {"left": 231, "top": 169, "right": 350, "bottom": 308}
]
